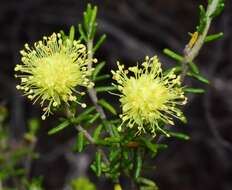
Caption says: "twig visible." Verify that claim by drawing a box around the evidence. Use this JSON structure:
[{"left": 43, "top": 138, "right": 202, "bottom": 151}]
[
  {"left": 158, "top": 0, "right": 221, "bottom": 144},
  {"left": 87, "top": 40, "right": 114, "bottom": 136},
  {"left": 66, "top": 106, "right": 110, "bottom": 164},
  {"left": 87, "top": 40, "right": 106, "bottom": 118},
  {"left": 75, "top": 125, "right": 109, "bottom": 164},
  {"left": 181, "top": 0, "right": 220, "bottom": 82},
  {"left": 75, "top": 125, "right": 95, "bottom": 144}
]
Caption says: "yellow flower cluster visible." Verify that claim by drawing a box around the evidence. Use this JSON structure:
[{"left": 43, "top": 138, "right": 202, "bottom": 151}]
[
  {"left": 112, "top": 56, "right": 187, "bottom": 136},
  {"left": 15, "top": 33, "right": 97, "bottom": 120}
]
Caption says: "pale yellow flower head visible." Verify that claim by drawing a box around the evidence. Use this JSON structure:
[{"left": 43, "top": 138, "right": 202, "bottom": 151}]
[
  {"left": 112, "top": 56, "right": 187, "bottom": 136},
  {"left": 15, "top": 33, "right": 96, "bottom": 120}
]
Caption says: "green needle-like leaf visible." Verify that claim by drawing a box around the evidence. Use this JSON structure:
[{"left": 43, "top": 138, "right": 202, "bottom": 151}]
[
  {"left": 69, "top": 25, "right": 75, "bottom": 41},
  {"left": 184, "top": 87, "right": 206, "bottom": 94},
  {"left": 92, "top": 61, "right": 106, "bottom": 79},
  {"left": 96, "top": 151, "right": 102, "bottom": 176},
  {"left": 76, "top": 131, "right": 85, "bottom": 152},
  {"left": 48, "top": 120, "right": 70, "bottom": 135},
  {"left": 93, "top": 34, "right": 106, "bottom": 52},
  {"left": 205, "top": 32, "right": 224, "bottom": 43},
  {"left": 98, "top": 99, "right": 117, "bottom": 115}
]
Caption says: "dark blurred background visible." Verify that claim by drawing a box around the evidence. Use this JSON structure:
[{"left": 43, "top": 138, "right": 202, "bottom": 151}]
[{"left": 0, "top": 0, "right": 232, "bottom": 190}]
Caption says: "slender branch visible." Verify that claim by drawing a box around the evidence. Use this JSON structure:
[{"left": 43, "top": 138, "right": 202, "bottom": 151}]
[
  {"left": 87, "top": 40, "right": 106, "bottom": 118},
  {"left": 181, "top": 0, "right": 220, "bottom": 81},
  {"left": 75, "top": 125, "right": 95, "bottom": 144},
  {"left": 158, "top": 0, "right": 221, "bottom": 144},
  {"left": 75, "top": 125, "right": 109, "bottom": 164},
  {"left": 87, "top": 40, "right": 114, "bottom": 136}
]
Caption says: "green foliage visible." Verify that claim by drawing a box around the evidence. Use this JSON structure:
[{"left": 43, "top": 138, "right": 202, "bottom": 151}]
[
  {"left": 92, "top": 61, "right": 106, "bottom": 80},
  {"left": 30, "top": 0, "right": 227, "bottom": 190},
  {"left": 25, "top": 177, "right": 44, "bottom": 190},
  {"left": 93, "top": 34, "right": 106, "bottom": 52},
  {"left": 184, "top": 87, "right": 206, "bottom": 94},
  {"left": 59, "top": 3, "right": 224, "bottom": 186},
  {"left": 163, "top": 48, "right": 209, "bottom": 85},
  {"left": 95, "top": 86, "right": 117, "bottom": 93},
  {"left": 210, "top": 0, "right": 225, "bottom": 18},
  {"left": 69, "top": 25, "right": 75, "bottom": 42},
  {"left": 98, "top": 99, "right": 117, "bottom": 115},
  {"left": 205, "top": 32, "right": 224, "bottom": 42},
  {"left": 169, "top": 132, "right": 190, "bottom": 140},
  {"left": 134, "top": 149, "right": 143, "bottom": 179},
  {"left": 6, "top": 0, "right": 226, "bottom": 189},
  {"left": 78, "top": 3, "right": 106, "bottom": 53},
  {"left": 0, "top": 106, "right": 42, "bottom": 189},
  {"left": 71, "top": 177, "right": 96, "bottom": 190},
  {"left": 24, "top": 118, "right": 40, "bottom": 142},
  {"left": 197, "top": 5, "right": 207, "bottom": 33},
  {"left": 76, "top": 131, "right": 85, "bottom": 152},
  {"left": 187, "top": 72, "right": 209, "bottom": 84},
  {"left": 48, "top": 120, "right": 70, "bottom": 135},
  {"left": 137, "top": 177, "right": 158, "bottom": 190},
  {"left": 163, "top": 48, "right": 183, "bottom": 62}
]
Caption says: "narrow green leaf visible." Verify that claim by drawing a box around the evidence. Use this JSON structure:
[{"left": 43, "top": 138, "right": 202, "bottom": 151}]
[
  {"left": 109, "top": 149, "right": 121, "bottom": 162},
  {"left": 92, "top": 61, "right": 106, "bottom": 79},
  {"left": 110, "top": 123, "right": 120, "bottom": 137},
  {"left": 163, "top": 48, "right": 183, "bottom": 62},
  {"left": 210, "top": 0, "right": 225, "bottom": 18},
  {"left": 48, "top": 120, "right": 70, "bottom": 135},
  {"left": 77, "top": 106, "right": 96, "bottom": 119},
  {"left": 95, "top": 86, "right": 117, "bottom": 93},
  {"left": 139, "top": 138, "right": 157, "bottom": 154},
  {"left": 93, "top": 124, "right": 103, "bottom": 141},
  {"left": 156, "top": 144, "right": 168, "bottom": 149},
  {"left": 109, "top": 119, "right": 121, "bottom": 124},
  {"left": 28, "top": 118, "right": 40, "bottom": 135},
  {"left": 90, "top": 163, "right": 96, "bottom": 173},
  {"left": 163, "top": 48, "right": 199, "bottom": 74},
  {"left": 98, "top": 99, "right": 117, "bottom": 115},
  {"left": 134, "top": 149, "right": 142, "bottom": 179},
  {"left": 205, "top": 32, "right": 224, "bottom": 43},
  {"left": 96, "top": 150, "right": 101, "bottom": 176},
  {"left": 94, "top": 74, "right": 111, "bottom": 82},
  {"left": 69, "top": 25, "right": 75, "bottom": 41},
  {"left": 169, "top": 132, "right": 190, "bottom": 140},
  {"left": 163, "top": 66, "right": 182, "bottom": 75},
  {"left": 83, "top": 5, "right": 91, "bottom": 32},
  {"left": 187, "top": 72, "right": 209, "bottom": 84},
  {"left": 189, "top": 62, "right": 200, "bottom": 74},
  {"left": 104, "top": 137, "right": 121, "bottom": 143},
  {"left": 78, "top": 24, "right": 87, "bottom": 42},
  {"left": 184, "top": 87, "right": 205, "bottom": 94},
  {"left": 137, "top": 177, "right": 158, "bottom": 188},
  {"left": 88, "top": 113, "right": 100, "bottom": 124},
  {"left": 88, "top": 6, "right": 98, "bottom": 39},
  {"left": 93, "top": 34, "right": 106, "bottom": 52},
  {"left": 59, "top": 30, "right": 68, "bottom": 41},
  {"left": 71, "top": 114, "right": 93, "bottom": 124},
  {"left": 140, "top": 186, "right": 157, "bottom": 190},
  {"left": 91, "top": 25, "right": 97, "bottom": 41},
  {"left": 95, "top": 140, "right": 110, "bottom": 146},
  {"left": 70, "top": 106, "right": 96, "bottom": 124},
  {"left": 76, "top": 131, "right": 84, "bottom": 152},
  {"left": 197, "top": 5, "right": 207, "bottom": 33}
]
